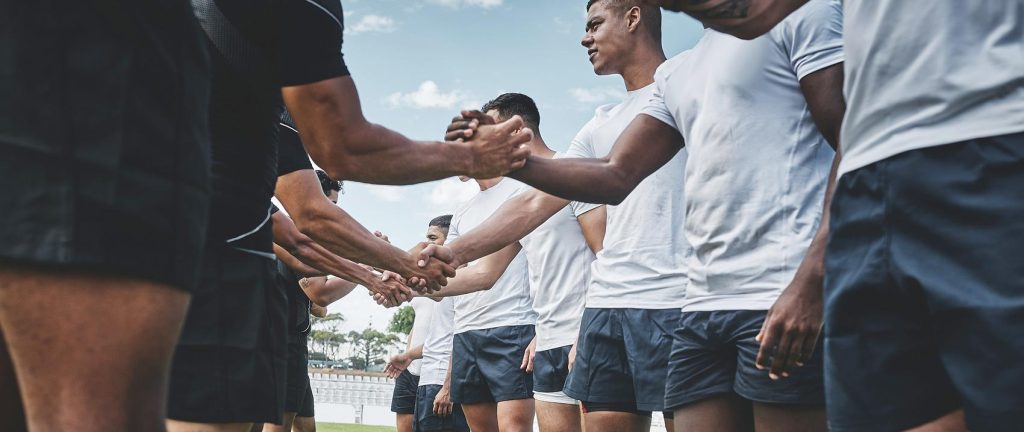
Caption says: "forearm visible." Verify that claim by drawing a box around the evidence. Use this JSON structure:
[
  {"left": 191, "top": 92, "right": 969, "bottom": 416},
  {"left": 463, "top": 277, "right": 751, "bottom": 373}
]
[
  {"left": 792, "top": 151, "right": 840, "bottom": 286},
  {"left": 302, "top": 275, "right": 363, "bottom": 307},
  {"left": 669, "top": 0, "right": 810, "bottom": 40},
  {"left": 432, "top": 243, "right": 520, "bottom": 297},
  {"left": 273, "top": 243, "right": 322, "bottom": 277},
  {"left": 292, "top": 205, "right": 417, "bottom": 277},
  {"left": 448, "top": 191, "right": 567, "bottom": 265},
  {"left": 509, "top": 156, "right": 634, "bottom": 205},
  {"left": 405, "top": 344, "right": 424, "bottom": 361}
]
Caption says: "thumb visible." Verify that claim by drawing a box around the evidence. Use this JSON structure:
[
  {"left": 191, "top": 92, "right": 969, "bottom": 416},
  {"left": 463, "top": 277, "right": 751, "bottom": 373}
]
[{"left": 495, "top": 115, "right": 526, "bottom": 136}]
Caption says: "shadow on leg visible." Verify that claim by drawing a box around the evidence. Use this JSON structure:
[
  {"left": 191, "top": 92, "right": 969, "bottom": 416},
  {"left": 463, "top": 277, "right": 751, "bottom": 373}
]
[
  {"left": 752, "top": 402, "right": 825, "bottom": 432},
  {"left": 673, "top": 394, "right": 752, "bottom": 432},
  {"left": 583, "top": 411, "right": 650, "bottom": 432}
]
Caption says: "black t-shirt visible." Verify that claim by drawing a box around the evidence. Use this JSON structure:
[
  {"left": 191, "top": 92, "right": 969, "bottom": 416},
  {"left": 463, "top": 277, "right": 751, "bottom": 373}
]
[
  {"left": 200, "top": 0, "right": 350, "bottom": 255},
  {"left": 276, "top": 259, "right": 313, "bottom": 337},
  {"left": 278, "top": 111, "right": 314, "bottom": 177}
]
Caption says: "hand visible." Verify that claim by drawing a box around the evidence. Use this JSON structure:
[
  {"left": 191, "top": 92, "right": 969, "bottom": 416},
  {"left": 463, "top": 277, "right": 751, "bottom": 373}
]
[
  {"left": 374, "top": 231, "right": 391, "bottom": 244},
  {"left": 406, "top": 243, "right": 457, "bottom": 293},
  {"left": 520, "top": 336, "right": 537, "bottom": 373},
  {"left": 408, "top": 243, "right": 459, "bottom": 293},
  {"left": 366, "top": 271, "right": 413, "bottom": 307},
  {"left": 310, "top": 303, "right": 328, "bottom": 318},
  {"left": 568, "top": 341, "right": 578, "bottom": 372},
  {"left": 755, "top": 272, "right": 824, "bottom": 380},
  {"left": 459, "top": 114, "right": 533, "bottom": 179},
  {"left": 444, "top": 110, "right": 493, "bottom": 142},
  {"left": 433, "top": 384, "right": 454, "bottom": 417},
  {"left": 384, "top": 352, "right": 413, "bottom": 379}
]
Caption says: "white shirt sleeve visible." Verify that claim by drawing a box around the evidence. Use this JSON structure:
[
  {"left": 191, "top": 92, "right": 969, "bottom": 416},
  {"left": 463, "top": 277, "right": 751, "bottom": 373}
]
[
  {"left": 640, "top": 63, "right": 679, "bottom": 130},
  {"left": 772, "top": 0, "right": 844, "bottom": 80},
  {"left": 561, "top": 118, "right": 600, "bottom": 159}
]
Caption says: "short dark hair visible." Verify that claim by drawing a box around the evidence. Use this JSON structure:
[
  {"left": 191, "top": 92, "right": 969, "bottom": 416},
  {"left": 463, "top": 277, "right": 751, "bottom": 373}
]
[
  {"left": 481, "top": 93, "right": 541, "bottom": 136},
  {"left": 428, "top": 215, "right": 453, "bottom": 230},
  {"left": 585, "top": 0, "right": 662, "bottom": 41},
  {"left": 315, "top": 170, "right": 342, "bottom": 196}
]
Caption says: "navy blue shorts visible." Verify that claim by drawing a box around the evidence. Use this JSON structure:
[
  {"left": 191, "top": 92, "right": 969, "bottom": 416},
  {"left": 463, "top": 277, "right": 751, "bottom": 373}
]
[
  {"left": 825, "top": 133, "right": 1024, "bottom": 432},
  {"left": 414, "top": 385, "right": 470, "bottom": 432},
  {"left": 285, "top": 339, "right": 311, "bottom": 412},
  {"left": 391, "top": 369, "right": 420, "bottom": 414},
  {"left": 534, "top": 345, "right": 572, "bottom": 393},
  {"left": 451, "top": 325, "right": 534, "bottom": 404},
  {"left": 564, "top": 308, "right": 680, "bottom": 412},
  {"left": 664, "top": 310, "right": 824, "bottom": 410}
]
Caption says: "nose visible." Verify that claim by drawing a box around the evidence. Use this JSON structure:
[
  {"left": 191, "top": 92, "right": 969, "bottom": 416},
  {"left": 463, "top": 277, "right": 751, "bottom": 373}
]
[{"left": 581, "top": 33, "right": 593, "bottom": 48}]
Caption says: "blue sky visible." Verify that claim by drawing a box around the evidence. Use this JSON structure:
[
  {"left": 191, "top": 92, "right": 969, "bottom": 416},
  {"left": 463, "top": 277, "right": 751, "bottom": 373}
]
[{"left": 323, "top": 0, "right": 704, "bottom": 332}]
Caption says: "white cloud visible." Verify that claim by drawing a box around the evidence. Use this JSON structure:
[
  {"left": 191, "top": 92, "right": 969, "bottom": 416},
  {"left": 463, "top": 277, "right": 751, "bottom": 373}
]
[
  {"left": 364, "top": 185, "right": 405, "bottom": 202},
  {"left": 569, "top": 87, "right": 626, "bottom": 104},
  {"left": 427, "top": 0, "right": 503, "bottom": 8},
  {"left": 349, "top": 15, "right": 396, "bottom": 34},
  {"left": 386, "top": 81, "right": 473, "bottom": 110},
  {"left": 428, "top": 178, "right": 479, "bottom": 213}
]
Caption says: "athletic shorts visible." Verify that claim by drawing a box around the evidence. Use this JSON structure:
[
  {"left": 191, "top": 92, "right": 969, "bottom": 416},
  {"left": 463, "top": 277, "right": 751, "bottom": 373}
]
[
  {"left": 0, "top": 0, "right": 210, "bottom": 291},
  {"left": 391, "top": 369, "right": 421, "bottom": 414},
  {"left": 451, "top": 325, "right": 534, "bottom": 404},
  {"left": 664, "top": 310, "right": 824, "bottom": 410},
  {"left": 533, "top": 345, "right": 572, "bottom": 394},
  {"left": 167, "top": 245, "right": 288, "bottom": 423},
  {"left": 824, "top": 133, "right": 1024, "bottom": 432},
  {"left": 297, "top": 381, "right": 315, "bottom": 418},
  {"left": 414, "top": 385, "right": 470, "bottom": 432},
  {"left": 285, "top": 339, "right": 311, "bottom": 413},
  {"left": 565, "top": 308, "right": 680, "bottom": 412}
]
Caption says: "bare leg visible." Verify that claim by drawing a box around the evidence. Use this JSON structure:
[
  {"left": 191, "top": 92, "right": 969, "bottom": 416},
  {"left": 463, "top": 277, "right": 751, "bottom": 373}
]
[
  {"left": 583, "top": 411, "right": 649, "bottom": 432},
  {"left": 0, "top": 326, "right": 26, "bottom": 431},
  {"left": 905, "top": 409, "right": 966, "bottom": 432},
  {"left": 536, "top": 401, "right": 581, "bottom": 432},
  {"left": 263, "top": 412, "right": 298, "bottom": 432},
  {"left": 462, "top": 402, "right": 500, "bottom": 432},
  {"left": 674, "top": 395, "right": 753, "bottom": 432},
  {"left": 292, "top": 416, "right": 316, "bottom": 432},
  {"left": 395, "top": 413, "right": 413, "bottom": 432},
  {"left": 752, "top": 402, "right": 825, "bottom": 432},
  {"left": 166, "top": 420, "right": 255, "bottom": 432},
  {"left": 0, "top": 266, "right": 190, "bottom": 432},
  {"left": 662, "top": 413, "right": 675, "bottom": 432},
  {"left": 496, "top": 399, "right": 535, "bottom": 432}
]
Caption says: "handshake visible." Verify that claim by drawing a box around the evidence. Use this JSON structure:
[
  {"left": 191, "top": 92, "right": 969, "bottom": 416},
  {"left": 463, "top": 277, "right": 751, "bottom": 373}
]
[{"left": 366, "top": 242, "right": 462, "bottom": 308}]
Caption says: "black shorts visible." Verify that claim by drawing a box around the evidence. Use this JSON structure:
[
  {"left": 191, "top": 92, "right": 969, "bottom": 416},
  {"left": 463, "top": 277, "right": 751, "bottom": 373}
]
[
  {"left": 451, "top": 325, "right": 534, "bottom": 404},
  {"left": 297, "top": 381, "right": 315, "bottom": 418},
  {"left": 0, "top": 0, "right": 210, "bottom": 291},
  {"left": 391, "top": 370, "right": 420, "bottom": 414},
  {"left": 664, "top": 310, "right": 824, "bottom": 410},
  {"left": 285, "top": 339, "right": 311, "bottom": 413},
  {"left": 167, "top": 245, "right": 288, "bottom": 423},
  {"left": 565, "top": 308, "right": 679, "bottom": 412},
  {"left": 824, "top": 133, "right": 1024, "bottom": 432},
  {"left": 533, "top": 345, "right": 572, "bottom": 393},
  {"left": 414, "top": 385, "right": 470, "bottom": 432}
]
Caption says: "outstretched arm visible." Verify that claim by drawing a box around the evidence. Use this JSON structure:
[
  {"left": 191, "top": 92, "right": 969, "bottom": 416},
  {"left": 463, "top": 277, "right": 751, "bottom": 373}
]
[
  {"left": 281, "top": 77, "right": 531, "bottom": 184},
  {"left": 300, "top": 275, "right": 361, "bottom": 308},
  {"left": 656, "top": 0, "right": 809, "bottom": 40},
  {"left": 427, "top": 242, "right": 522, "bottom": 298},
  {"left": 509, "top": 114, "right": 683, "bottom": 205}
]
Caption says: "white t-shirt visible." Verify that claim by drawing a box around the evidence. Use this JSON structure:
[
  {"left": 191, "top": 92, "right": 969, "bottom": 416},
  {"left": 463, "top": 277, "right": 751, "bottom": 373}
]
[
  {"left": 406, "top": 297, "right": 435, "bottom": 376},
  {"left": 839, "top": 0, "right": 1024, "bottom": 177},
  {"left": 641, "top": 0, "right": 841, "bottom": 311},
  {"left": 564, "top": 84, "right": 690, "bottom": 309},
  {"left": 448, "top": 178, "right": 537, "bottom": 334},
  {"left": 419, "top": 297, "right": 455, "bottom": 387},
  {"left": 520, "top": 181, "right": 600, "bottom": 351}
]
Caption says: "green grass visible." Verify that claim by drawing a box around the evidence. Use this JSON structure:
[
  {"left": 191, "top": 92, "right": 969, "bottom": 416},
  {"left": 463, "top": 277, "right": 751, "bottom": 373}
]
[{"left": 315, "top": 423, "right": 396, "bottom": 432}]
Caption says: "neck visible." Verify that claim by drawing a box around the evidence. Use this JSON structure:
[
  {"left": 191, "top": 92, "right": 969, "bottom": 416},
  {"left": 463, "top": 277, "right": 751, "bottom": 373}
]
[
  {"left": 528, "top": 136, "right": 556, "bottom": 159},
  {"left": 475, "top": 177, "right": 503, "bottom": 190},
  {"left": 619, "top": 39, "right": 666, "bottom": 91}
]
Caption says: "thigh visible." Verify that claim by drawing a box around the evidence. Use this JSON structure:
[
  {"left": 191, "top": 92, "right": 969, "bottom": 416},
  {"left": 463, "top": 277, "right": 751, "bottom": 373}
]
[
  {"left": 477, "top": 325, "right": 534, "bottom": 402},
  {"left": 536, "top": 400, "right": 582, "bottom": 432},
  {"left": 889, "top": 135, "right": 1024, "bottom": 431},
  {"left": 825, "top": 166, "right": 960, "bottom": 432},
  {"left": 496, "top": 398, "right": 535, "bottom": 432},
  {"left": 664, "top": 311, "right": 736, "bottom": 411},
  {"left": 461, "top": 402, "right": 499, "bottom": 432},
  {"left": 733, "top": 311, "right": 824, "bottom": 406},
  {"left": 0, "top": 268, "right": 190, "bottom": 432},
  {"left": 673, "top": 394, "right": 752, "bottom": 432},
  {"left": 752, "top": 402, "right": 825, "bottom": 432},
  {"left": 564, "top": 309, "right": 636, "bottom": 405}
]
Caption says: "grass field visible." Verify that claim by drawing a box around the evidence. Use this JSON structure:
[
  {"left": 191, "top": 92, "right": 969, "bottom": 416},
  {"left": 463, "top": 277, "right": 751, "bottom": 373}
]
[{"left": 315, "top": 423, "right": 396, "bottom": 432}]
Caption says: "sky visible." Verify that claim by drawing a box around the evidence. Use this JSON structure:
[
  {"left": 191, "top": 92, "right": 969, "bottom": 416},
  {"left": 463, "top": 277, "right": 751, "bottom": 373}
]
[{"left": 322, "top": 0, "right": 704, "bottom": 333}]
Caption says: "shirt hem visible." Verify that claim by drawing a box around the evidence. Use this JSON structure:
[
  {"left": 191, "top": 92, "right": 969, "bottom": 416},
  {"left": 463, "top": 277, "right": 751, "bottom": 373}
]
[{"left": 681, "top": 297, "right": 777, "bottom": 312}]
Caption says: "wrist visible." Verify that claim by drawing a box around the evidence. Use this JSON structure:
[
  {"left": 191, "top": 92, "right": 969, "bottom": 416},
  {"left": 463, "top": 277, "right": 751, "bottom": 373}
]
[{"left": 447, "top": 141, "right": 475, "bottom": 177}]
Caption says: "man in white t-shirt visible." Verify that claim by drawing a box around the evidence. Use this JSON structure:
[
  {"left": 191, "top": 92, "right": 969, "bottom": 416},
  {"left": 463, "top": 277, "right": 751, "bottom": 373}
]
[
  {"left": 385, "top": 216, "right": 452, "bottom": 432},
  {"left": 478, "top": 2, "right": 845, "bottom": 430},
  {"left": 427, "top": 93, "right": 605, "bottom": 432},
  {"left": 421, "top": 2, "right": 687, "bottom": 431},
  {"left": 652, "top": 1, "right": 1024, "bottom": 431}
]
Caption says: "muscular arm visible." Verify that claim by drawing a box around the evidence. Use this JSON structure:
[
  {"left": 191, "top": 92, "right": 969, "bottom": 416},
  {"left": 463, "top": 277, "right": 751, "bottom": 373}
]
[
  {"left": 444, "top": 190, "right": 569, "bottom": 267},
  {"left": 281, "top": 77, "right": 530, "bottom": 184},
  {"left": 430, "top": 242, "right": 522, "bottom": 298},
  {"left": 300, "top": 276, "right": 360, "bottom": 308},
  {"left": 272, "top": 242, "right": 321, "bottom": 277},
  {"left": 509, "top": 115, "right": 684, "bottom": 205},
  {"left": 659, "top": 0, "right": 809, "bottom": 40},
  {"left": 272, "top": 211, "right": 376, "bottom": 285}
]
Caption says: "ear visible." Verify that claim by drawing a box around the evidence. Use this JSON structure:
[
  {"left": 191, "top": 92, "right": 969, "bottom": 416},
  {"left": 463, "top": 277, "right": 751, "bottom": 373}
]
[{"left": 625, "top": 6, "right": 642, "bottom": 34}]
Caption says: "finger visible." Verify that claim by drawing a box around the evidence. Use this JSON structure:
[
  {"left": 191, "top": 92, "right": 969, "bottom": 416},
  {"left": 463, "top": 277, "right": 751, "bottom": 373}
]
[
  {"left": 756, "top": 310, "right": 772, "bottom": 343},
  {"left": 417, "top": 244, "right": 437, "bottom": 268},
  {"left": 755, "top": 319, "right": 781, "bottom": 371},
  {"left": 521, "top": 350, "right": 529, "bottom": 370},
  {"left": 797, "top": 328, "right": 821, "bottom": 368},
  {"left": 526, "top": 353, "right": 535, "bottom": 373},
  {"left": 440, "top": 261, "right": 457, "bottom": 278},
  {"left": 767, "top": 327, "right": 796, "bottom": 380},
  {"left": 780, "top": 332, "right": 807, "bottom": 377},
  {"left": 495, "top": 115, "right": 526, "bottom": 136},
  {"left": 461, "top": 110, "right": 495, "bottom": 124},
  {"left": 445, "top": 402, "right": 453, "bottom": 416}
]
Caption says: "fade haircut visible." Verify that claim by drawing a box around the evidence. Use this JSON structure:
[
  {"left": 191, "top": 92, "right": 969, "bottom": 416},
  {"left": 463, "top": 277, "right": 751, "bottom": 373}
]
[
  {"left": 429, "top": 215, "right": 453, "bottom": 232},
  {"left": 585, "top": 0, "right": 662, "bottom": 41},
  {"left": 481, "top": 93, "right": 541, "bottom": 137},
  {"left": 315, "top": 169, "right": 342, "bottom": 196}
]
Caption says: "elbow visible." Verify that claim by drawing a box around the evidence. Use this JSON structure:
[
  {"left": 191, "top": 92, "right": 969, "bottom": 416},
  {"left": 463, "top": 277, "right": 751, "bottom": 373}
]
[
  {"left": 603, "top": 178, "right": 633, "bottom": 206},
  {"left": 311, "top": 295, "right": 333, "bottom": 308}
]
